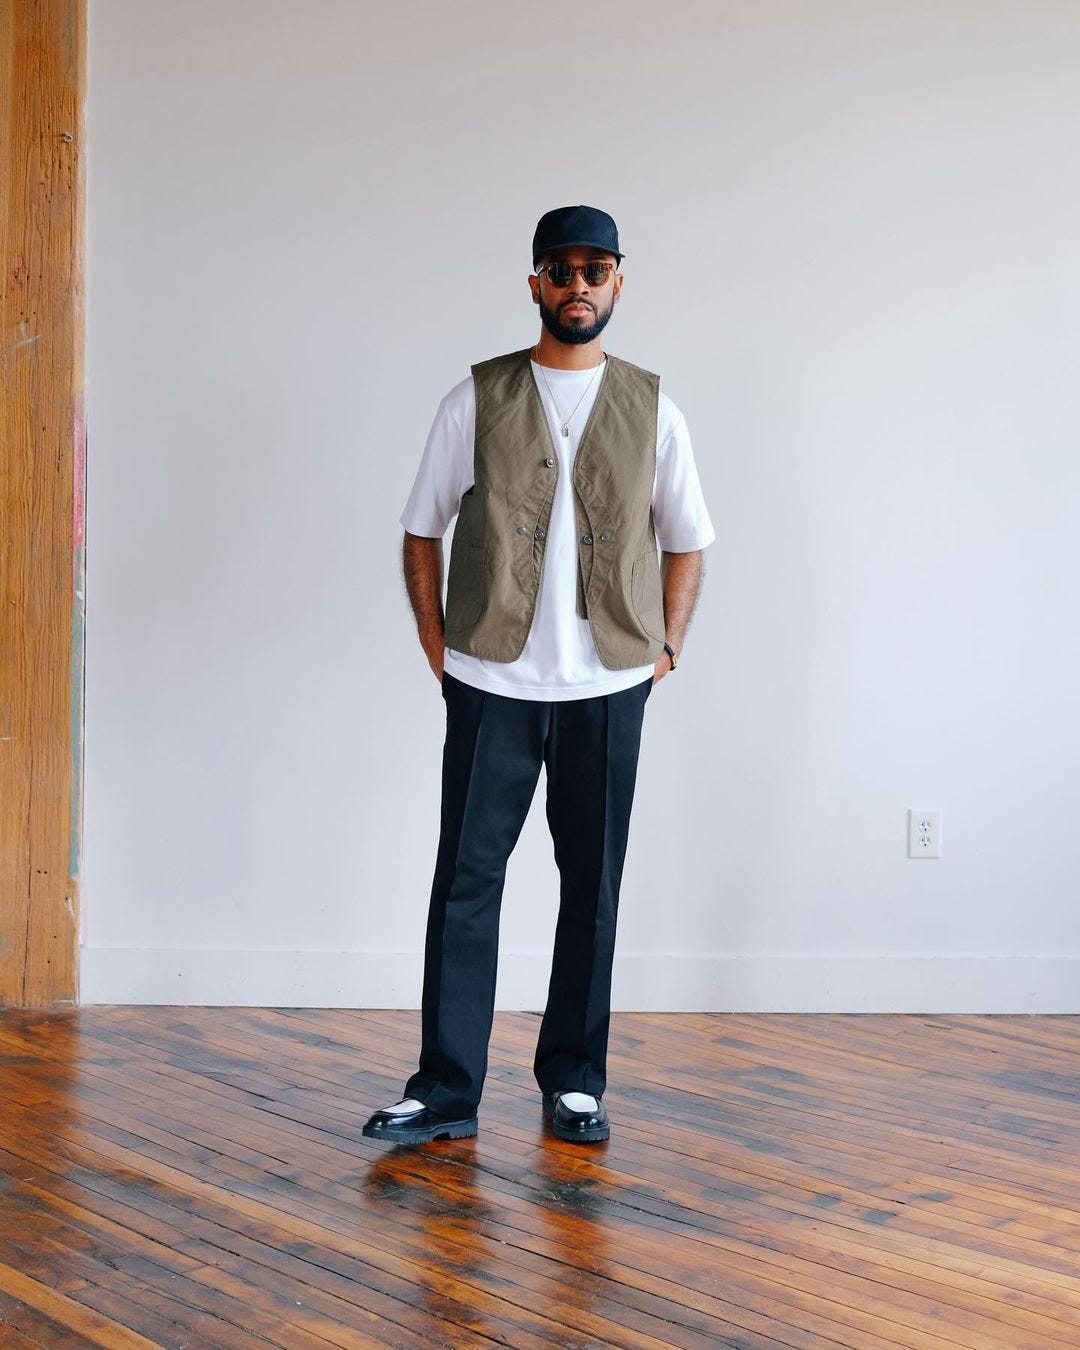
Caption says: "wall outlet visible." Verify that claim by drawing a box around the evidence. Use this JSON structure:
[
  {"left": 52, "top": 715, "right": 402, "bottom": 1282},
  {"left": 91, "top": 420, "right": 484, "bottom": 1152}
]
[{"left": 908, "top": 808, "right": 942, "bottom": 858}]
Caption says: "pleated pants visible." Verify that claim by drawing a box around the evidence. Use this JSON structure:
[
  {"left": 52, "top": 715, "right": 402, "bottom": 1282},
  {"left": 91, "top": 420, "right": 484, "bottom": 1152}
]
[{"left": 403, "top": 669, "right": 653, "bottom": 1118}]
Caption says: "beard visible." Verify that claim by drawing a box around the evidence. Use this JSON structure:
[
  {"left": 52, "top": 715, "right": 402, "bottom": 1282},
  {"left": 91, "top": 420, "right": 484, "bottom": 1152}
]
[{"left": 538, "top": 292, "right": 615, "bottom": 345}]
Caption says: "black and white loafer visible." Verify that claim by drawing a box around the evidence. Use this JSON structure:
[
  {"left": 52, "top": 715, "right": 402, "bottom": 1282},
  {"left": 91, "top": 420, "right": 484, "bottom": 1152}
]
[
  {"left": 542, "top": 1091, "right": 610, "bottom": 1142},
  {"left": 362, "top": 1102, "right": 477, "bottom": 1143}
]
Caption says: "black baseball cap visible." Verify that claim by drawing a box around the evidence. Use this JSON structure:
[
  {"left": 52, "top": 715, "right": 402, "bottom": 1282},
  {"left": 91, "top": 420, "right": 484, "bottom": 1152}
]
[{"left": 532, "top": 205, "right": 623, "bottom": 267}]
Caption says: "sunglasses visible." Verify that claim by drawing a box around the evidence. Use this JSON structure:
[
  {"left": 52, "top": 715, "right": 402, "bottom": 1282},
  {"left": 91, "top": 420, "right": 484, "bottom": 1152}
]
[{"left": 535, "top": 260, "right": 617, "bottom": 287}]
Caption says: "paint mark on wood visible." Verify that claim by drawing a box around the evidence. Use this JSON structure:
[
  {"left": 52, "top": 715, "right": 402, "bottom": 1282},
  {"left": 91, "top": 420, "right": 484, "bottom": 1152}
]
[
  {"left": 861, "top": 1207, "right": 899, "bottom": 1225},
  {"left": 73, "top": 395, "right": 85, "bottom": 549}
]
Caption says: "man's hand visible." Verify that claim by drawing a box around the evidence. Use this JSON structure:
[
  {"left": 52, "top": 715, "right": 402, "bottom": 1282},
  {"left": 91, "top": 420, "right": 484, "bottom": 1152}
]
[
  {"left": 425, "top": 638, "right": 445, "bottom": 683},
  {"left": 652, "top": 649, "right": 673, "bottom": 686}
]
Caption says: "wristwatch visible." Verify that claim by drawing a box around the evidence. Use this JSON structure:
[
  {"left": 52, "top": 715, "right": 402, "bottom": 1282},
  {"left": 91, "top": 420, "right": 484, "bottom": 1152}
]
[{"left": 663, "top": 642, "right": 678, "bottom": 670}]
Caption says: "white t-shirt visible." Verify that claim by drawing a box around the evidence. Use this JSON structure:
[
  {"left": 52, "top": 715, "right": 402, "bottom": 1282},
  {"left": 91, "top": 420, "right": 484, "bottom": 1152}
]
[{"left": 400, "top": 356, "right": 716, "bottom": 701}]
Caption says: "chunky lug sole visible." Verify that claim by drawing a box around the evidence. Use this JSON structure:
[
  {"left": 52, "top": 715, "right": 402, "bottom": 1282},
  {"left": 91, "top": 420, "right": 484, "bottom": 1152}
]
[
  {"left": 362, "top": 1112, "right": 478, "bottom": 1143},
  {"left": 542, "top": 1092, "right": 610, "bottom": 1142}
]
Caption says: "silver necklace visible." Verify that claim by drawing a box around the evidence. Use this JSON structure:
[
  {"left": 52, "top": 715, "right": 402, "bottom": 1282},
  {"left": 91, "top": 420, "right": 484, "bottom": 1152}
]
[{"left": 531, "top": 346, "right": 606, "bottom": 437}]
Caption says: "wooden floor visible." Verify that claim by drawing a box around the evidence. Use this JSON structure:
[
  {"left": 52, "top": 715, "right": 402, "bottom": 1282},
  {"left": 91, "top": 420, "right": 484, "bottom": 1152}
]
[{"left": 0, "top": 1010, "right": 1078, "bottom": 1348}]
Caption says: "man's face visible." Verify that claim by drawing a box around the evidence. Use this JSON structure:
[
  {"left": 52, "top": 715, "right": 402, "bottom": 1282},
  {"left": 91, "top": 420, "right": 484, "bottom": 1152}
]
[{"left": 528, "top": 246, "right": 623, "bottom": 345}]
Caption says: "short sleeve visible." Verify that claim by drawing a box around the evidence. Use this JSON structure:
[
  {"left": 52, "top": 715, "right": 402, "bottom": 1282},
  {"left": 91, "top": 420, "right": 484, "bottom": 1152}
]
[
  {"left": 399, "top": 380, "right": 476, "bottom": 537},
  {"left": 652, "top": 404, "right": 716, "bottom": 552}
]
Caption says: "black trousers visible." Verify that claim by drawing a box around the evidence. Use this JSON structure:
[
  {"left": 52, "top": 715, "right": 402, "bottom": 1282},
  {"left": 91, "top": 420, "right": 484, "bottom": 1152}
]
[{"left": 403, "top": 669, "right": 653, "bottom": 1118}]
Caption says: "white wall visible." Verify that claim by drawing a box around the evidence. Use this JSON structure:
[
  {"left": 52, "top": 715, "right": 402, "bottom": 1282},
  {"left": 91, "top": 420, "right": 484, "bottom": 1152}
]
[{"left": 84, "top": 0, "right": 1080, "bottom": 1011}]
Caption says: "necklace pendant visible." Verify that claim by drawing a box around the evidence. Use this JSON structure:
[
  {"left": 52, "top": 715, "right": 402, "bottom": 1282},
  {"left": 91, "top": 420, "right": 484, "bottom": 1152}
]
[{"left": 561, "top": 424, "right": 570, "bottom": 437}]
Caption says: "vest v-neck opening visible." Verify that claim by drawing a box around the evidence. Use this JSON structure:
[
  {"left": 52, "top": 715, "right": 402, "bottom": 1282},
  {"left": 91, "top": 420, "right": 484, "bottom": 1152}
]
[{"left": 527, "top": 353, "right": 609, "bottom": 462}]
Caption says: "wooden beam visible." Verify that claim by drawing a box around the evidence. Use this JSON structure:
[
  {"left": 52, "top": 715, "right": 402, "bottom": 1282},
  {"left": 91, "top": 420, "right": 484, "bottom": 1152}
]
[{"left": 0, "top": 0, "right": 86, "bottom": 1007}]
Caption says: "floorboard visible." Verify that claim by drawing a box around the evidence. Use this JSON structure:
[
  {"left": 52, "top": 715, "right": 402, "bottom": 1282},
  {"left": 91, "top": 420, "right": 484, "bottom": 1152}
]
[{"left": 1, "top": 1009, "right": 1077, "bottom": 1348}]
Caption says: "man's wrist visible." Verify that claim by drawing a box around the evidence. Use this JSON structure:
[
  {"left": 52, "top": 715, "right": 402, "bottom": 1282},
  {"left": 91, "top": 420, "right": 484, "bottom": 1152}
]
[{"left": 662, "top": 641, "right": 679, "bottom": 670}]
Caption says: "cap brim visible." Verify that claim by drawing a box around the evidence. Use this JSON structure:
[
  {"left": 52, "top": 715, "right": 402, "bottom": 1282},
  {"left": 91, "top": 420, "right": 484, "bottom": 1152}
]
[{"left": 533, "top": 240, "right": 623, "bottom": 265}]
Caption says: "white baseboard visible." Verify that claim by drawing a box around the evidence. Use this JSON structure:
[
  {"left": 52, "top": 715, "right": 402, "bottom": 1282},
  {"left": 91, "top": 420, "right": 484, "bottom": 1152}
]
[{"left": 78, "top": 947, "right": 1080, "bottom": 1012}]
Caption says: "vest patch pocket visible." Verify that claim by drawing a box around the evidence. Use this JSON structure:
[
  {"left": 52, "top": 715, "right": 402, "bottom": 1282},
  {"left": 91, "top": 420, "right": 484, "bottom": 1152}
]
[
  {"left": 630, "top": 545, "right": 666, "bottom": 642},
  {"left": 444, "top": 538, "right": 487, "bottom": 632}
]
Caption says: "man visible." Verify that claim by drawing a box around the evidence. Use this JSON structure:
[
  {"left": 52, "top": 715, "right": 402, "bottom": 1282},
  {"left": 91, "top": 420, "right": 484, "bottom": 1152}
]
[{"left": 363, "top": 205, "right": 714, "bottom": 1145}]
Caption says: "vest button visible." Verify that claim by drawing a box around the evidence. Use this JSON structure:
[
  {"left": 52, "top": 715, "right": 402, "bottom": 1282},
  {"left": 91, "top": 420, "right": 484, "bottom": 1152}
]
[
  {"left": 600, "top": 531, "right": 611, "bottom": 542},
  {"left": 582, "top": 533, "right": 593, "bottom": 545},
  {"left": 534, "top": 528, "right": 546, "bottom": 541},
  {"left": 545, "top": 457, "right": 555, "bottom": 468},
  {"left": 516, "top": 526, "right": 528, "bottom": 535}
]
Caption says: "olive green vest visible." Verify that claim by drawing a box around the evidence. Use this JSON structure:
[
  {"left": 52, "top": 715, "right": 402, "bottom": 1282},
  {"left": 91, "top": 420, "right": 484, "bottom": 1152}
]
[{"left": 443, "top": 347, "right": 665, "bottom": 669}]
